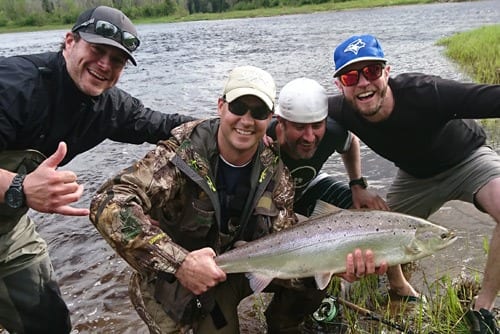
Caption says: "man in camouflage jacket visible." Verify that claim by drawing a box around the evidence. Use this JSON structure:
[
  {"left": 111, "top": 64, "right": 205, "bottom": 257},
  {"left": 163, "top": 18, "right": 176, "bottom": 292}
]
[{"left": 90, "top": 66, "right": 297, "bottom": 333}]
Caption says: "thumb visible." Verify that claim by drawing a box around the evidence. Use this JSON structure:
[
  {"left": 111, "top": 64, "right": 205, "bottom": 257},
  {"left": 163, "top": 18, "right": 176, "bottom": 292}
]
[{"left": 41, "top": 142, "right": 67, "bottom": 169}]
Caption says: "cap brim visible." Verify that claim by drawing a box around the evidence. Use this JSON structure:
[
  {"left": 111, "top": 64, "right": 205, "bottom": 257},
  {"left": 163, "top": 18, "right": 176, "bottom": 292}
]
[
  {"left": 333, "top": 56, "right": 387, "bottom": 77},
  {"left": 225, "top": 88, "right": 274, "bottom": 111},
  {"left": 80, "top": 32, "right": 137, "bottom": 66}
]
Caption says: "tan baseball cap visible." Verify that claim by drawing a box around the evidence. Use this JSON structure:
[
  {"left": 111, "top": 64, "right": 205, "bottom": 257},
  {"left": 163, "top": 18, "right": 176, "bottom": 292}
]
[{"left": 222, "top": 66, "right": 276, "bottom": 111}]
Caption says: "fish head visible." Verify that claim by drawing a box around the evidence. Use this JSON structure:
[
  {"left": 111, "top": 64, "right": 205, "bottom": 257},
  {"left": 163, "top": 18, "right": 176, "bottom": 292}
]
[{"left": 413, "top": 219, "right": 457, "bottom": 252}]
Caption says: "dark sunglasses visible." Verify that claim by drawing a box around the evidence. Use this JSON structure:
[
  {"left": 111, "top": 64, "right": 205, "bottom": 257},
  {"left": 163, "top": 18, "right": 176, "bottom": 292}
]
[
  {"left": 72, "top": 18, "right": 140, "bottom": 52},
  {"left": 224, "top": 99, "right": 271, "bottom": 120},
  {"left": 339, "top": 63, "right": 385, "bottom": 87}
]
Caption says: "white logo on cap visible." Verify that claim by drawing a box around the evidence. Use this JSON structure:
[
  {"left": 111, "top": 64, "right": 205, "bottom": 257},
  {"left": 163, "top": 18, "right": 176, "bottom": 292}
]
[{"left": 344, "top": 38, "right": 366, "bottom": 55}]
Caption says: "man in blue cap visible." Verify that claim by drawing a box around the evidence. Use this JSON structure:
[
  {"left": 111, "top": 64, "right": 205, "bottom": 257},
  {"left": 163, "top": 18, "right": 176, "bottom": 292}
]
[
  {"left": 329, "top": 34, "right": 500, "bottom": 334},
  {"left": 0, "top": 6, "right": 193, "bottom": 333}
]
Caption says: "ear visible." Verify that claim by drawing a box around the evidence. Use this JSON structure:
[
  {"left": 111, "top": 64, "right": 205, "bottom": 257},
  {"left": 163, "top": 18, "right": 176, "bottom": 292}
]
[
  {"left": 217, "top": 97, "right": 225, "bottom": 117},
  {"left": 384, "top": 64, "right": 391, "bottom": 76},
  {"left": 64, "top": 32, "right": 76, "bottom": 47},
  {"left": 334, "top": 79, "right": 343, "bottom": 93}
]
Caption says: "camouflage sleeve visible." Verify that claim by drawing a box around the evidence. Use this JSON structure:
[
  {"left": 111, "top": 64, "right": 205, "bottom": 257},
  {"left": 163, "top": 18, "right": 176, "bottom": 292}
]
[
  {"left": 271, "top": 162, "right": 298, "bottom": 232},
  {"left": 89, "top": 140, "right": 188, "bottom": 276}
]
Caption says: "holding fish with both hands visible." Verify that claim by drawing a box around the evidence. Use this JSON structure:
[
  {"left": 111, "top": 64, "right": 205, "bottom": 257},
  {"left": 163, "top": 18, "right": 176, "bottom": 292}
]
[{"left": 215, "top": 203, "right": 457, "bottom": 293}]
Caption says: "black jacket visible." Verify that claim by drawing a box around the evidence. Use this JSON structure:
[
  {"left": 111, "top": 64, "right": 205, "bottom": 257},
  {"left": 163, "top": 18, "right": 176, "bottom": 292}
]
[{"left": 0, "top": 52, "right": 194, "bottom": 165}]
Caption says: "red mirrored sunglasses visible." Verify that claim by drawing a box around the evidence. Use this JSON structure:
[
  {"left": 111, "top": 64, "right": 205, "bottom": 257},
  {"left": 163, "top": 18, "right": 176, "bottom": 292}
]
[{"left": 339, "top": 63, "right": 385, "bottom": 87}]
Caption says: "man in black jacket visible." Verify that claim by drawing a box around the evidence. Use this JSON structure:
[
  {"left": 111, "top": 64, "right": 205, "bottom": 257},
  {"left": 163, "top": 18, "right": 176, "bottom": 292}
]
[
  {"left": 0, "top": 6, "right": 193, "bottom": 333},
  {"left": 329, "top": 34, "right": 500, "bottom": 334}
]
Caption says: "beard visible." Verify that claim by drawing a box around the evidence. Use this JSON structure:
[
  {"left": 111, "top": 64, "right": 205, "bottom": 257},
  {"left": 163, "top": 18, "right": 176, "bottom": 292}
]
[{"left": 347, "top": 84, "right": 388, "bottom": 120}]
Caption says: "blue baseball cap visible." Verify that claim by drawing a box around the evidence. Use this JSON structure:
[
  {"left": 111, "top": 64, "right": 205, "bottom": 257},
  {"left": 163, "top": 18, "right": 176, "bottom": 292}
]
[{"left": 333, "top": 34, "right": 387, "bottom": 77}]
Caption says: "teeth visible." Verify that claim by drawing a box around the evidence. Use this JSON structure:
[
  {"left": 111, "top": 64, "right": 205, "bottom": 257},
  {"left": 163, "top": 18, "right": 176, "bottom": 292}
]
[
  {"left": 236, "top": 129, "right": 252, "bottom": 135},
  {"left": 89, "top": 69, "right": 105, "bottom": 80},
  {"left": 358, "top": 92, "right": 373, "bottom": 98}
]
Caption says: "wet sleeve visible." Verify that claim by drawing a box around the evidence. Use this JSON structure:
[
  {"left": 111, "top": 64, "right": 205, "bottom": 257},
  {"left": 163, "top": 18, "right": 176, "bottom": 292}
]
[
  {"left": 89, "top": 142, "right": 188, "bottom": 275},
  {"left": 105, "top": 89, "right": 197, "bottom": 144}
]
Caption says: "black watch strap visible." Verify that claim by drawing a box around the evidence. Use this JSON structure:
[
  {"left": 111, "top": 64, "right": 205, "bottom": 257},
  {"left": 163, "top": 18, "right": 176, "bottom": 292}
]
[
  {"left": 349, "top": 177, "right": 368, "bottom": 189},
  {"left": 11, "top": 173, "right": 26, "bottom": 188}
]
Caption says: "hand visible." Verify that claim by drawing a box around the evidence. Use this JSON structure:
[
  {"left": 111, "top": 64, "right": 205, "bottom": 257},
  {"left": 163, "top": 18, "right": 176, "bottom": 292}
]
[
  {"left": 175, "top": 247, "right": 226, "bottom": 295},
  {"left": 351, "top": 187, "right": 390, "bottom": 211},
  {"left": 339, "top": 249, "right": 388, "bottom": 283},
  {"left": 24, "top": 142, "right": 89, "bottom": 216},
  {"left": 262, "top": 134, "right": 273, "bottom": 147}
]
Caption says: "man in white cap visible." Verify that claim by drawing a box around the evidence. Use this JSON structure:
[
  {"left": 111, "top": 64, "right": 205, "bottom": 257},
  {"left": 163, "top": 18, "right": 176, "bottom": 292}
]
[
  {"left": 265, "top": 77, "right": 388, "bottom": 332},
  {"left": 269, "top": 77, "right": 388, "bottom": 216},
  {"left": 90, "top": 66, "right": 384, "bottom": 333},
  {"left": 330, "top": 33, "right": 500, "bottom": 334},
  {"left": 0, "top": 6, "right": 193, "bottom": 333}
]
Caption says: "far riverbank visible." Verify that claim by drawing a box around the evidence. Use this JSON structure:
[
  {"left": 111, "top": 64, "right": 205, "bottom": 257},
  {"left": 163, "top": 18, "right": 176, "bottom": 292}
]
[{"left": 0, "top": 0, "right": 475, "bottom": 34}]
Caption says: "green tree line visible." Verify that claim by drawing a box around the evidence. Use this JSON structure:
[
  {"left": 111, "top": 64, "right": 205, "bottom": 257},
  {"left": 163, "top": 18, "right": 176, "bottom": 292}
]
[{"left": 0, "top": 0, "right": 347, "bottom": 28}]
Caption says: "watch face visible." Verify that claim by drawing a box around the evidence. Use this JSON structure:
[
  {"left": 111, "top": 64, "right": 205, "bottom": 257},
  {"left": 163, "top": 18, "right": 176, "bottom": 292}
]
[{"left": 5, "top": 188, "right": 24, "bottom": 209}]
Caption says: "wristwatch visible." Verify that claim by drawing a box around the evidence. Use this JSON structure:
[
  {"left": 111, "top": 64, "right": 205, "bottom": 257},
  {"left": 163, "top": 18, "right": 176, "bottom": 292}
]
[
  {"left": 5, "top": 174, "right": 27, "bottom": 209},
  {"left": 349, "top": 177, "right": 368, "bottom": 189}
]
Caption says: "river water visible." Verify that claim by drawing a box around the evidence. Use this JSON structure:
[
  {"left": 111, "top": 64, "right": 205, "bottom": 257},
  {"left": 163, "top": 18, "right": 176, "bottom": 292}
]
[{"left": 0, "top": 1, "right": 499, "bottom": 333}]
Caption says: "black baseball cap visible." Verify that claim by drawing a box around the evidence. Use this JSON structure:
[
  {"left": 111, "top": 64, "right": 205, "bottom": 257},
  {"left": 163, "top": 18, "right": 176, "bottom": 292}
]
[{"left": 72, "top": 6, "right": 140, "bottom": 65}]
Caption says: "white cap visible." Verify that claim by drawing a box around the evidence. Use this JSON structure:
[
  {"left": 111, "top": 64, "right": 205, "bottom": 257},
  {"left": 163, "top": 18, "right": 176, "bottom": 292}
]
[
  {"left": 222, "top": 65, "right": 276, "bottom": 111},
  {"left": 276, "top": 78, "right": 328, "bottom": 123}
]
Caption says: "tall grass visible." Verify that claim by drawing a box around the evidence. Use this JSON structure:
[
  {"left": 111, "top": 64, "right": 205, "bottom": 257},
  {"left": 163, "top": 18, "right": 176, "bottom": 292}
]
[{"left": 437, "top": 24, "right": 500, "bottom": 85}]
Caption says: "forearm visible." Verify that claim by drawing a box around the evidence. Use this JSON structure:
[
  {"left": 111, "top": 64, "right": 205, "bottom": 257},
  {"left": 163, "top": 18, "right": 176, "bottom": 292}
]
[
  {"left": 90, "top": 197, "right": 188, "bottom": 275},
  {"left": 341, "top": 135, "right": 362, "bottom": 180},
  {"left": 0, "top": 169, "right": 16, "bottom": 202}
]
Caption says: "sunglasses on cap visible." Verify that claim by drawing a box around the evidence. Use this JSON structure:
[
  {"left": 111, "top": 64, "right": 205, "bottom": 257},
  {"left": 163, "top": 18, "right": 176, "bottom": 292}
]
[
  {"left": 224, "top": 98, "right": 271, "bottom": 120},
  {"left": 72, "top": 18, "right": 140, "bottom": 52},
  {"left": 339, "top": 63, "right": 385, "bottom": 87}
]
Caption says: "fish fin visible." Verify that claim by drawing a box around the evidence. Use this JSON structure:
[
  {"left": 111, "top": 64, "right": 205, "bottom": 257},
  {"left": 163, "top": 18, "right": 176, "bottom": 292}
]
[
  {"left": 310, "top": 200, "right": 343, "bottom": 218},
  {"left": 405, "top": 239, "right": 422, "bottom": 255},
  {"left": 296, "top": 213, "right": 308, "bottom": 223},
  {"left": 314, "top": 272, "right": 333, "bottom": 290},
  {"left": 245, "top": 273, "right": 274, "bottom": 293}
]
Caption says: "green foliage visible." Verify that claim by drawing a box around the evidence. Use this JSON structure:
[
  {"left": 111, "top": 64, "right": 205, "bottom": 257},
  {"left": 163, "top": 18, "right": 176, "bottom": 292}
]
[
  {"left": 438, "top": 24, "right": 500, "bottom": 85},
  {"left": 336, "top": 272, "right": 484, "bottom": 333}
]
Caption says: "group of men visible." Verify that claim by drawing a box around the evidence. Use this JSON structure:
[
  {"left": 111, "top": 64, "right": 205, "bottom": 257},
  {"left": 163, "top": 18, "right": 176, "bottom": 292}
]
[{"left": 1, "top": 5, "right": 499, "bottom": 334}]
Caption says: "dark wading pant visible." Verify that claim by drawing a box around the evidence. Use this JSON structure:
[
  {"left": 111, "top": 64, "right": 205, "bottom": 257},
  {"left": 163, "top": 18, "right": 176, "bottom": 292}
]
[{"left": 0, "top": 255, "right": 71, "bottom": 334}]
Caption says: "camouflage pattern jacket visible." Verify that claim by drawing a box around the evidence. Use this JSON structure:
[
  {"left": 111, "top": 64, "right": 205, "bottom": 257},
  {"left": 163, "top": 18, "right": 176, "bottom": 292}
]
[{"left": 90, "top": 118, "right": 297, "bottom": 276}]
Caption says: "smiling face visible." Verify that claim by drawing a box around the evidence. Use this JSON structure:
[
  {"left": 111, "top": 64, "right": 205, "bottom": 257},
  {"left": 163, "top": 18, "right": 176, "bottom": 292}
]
[
  {"left": 278, "top": 118, "right": 326, "bottom": 160},
  {"left": 335, "top": 61, "right": 393, "bottom": 122},
  {"left": 217, "top": 95, "right": 272, "bottom": 165},
  {"left": 63, "top": 32, "right": 127, "bottom": 96}
]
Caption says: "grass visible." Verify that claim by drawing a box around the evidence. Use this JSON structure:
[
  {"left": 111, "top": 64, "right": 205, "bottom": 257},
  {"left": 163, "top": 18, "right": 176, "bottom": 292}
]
[
  {"left": 437, "top": 24, "right": 500, "bottom": 85},
  {"left": 321, "top": 272, "right": 482, "bottom": 333}
]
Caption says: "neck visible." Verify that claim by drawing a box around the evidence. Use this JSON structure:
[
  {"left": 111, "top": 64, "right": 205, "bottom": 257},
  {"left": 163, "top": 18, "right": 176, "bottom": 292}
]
[{"left": 219, "top": 150, "right": 254, "bottom": 166}]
